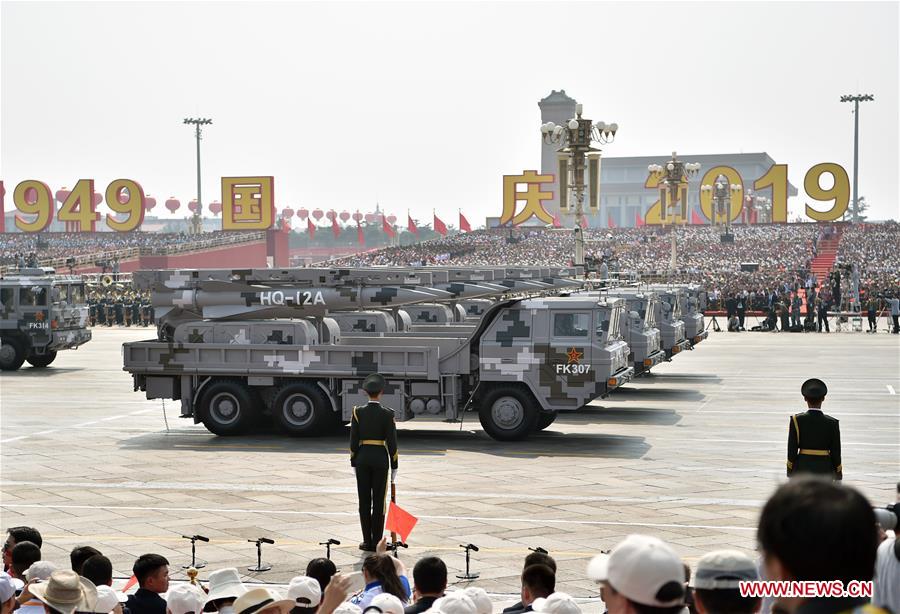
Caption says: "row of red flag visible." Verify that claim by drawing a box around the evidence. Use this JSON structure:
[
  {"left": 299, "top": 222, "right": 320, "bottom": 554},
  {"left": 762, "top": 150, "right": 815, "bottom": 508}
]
[{"left": 303, "top": 211, "right": 471, "bottom": 245}]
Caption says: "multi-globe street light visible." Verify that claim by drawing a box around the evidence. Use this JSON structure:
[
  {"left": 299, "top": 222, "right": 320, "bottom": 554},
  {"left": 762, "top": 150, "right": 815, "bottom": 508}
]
[
  {"left": 701, "top": 174, "right": 740, "bottom": 240},
  {"left": 540, "top": 104, "right": 618, "bottom": 266},
  {"left": 647, "top": 152, "right": 700, "bottom": 269}
]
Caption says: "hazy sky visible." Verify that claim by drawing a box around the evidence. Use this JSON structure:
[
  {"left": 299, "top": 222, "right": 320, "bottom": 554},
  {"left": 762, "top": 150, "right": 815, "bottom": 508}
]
[{"left": 2, "top": 1, "right": 898, "bottom": 224}]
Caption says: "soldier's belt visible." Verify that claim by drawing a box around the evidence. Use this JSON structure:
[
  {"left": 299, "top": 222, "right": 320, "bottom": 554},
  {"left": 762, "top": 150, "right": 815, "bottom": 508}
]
[
  {"left": 799, "top": 448, "right": 830, "bottom": 456},
  {"left": 360, "top": 439, "right": 386, "bottom": 446}
]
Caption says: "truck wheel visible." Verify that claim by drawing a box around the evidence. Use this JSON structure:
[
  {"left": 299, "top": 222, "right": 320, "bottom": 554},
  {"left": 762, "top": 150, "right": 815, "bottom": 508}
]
[
  {"left": 200, "top": 380, "right": 257, "bottom": 436},
  {"left": 535, "top": 411, "right": 558, "bottom": 431},
  {"left": 0, "top": 339, "right": 26, "bottom": 371},
  {"left": 26, "top": 351, "right": 57, "bottom": 368},
  {"left": 478, "top": 386, "right": 538, "bottom": 441},
  {"left": 272, "top": 382, "right": 332, "bottom": 436}
]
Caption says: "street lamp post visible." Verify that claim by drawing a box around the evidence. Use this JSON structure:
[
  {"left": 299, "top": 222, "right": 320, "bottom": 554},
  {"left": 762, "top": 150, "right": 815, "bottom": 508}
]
[
  {"left": 184, "top": 117, "right": 213, "bottom": 234},
  {"left": 540, "top": 104, "right": 618, "bottom": 266},
  {"left": 839, "top": 94, "right": 873, "bottom": 222},
  {"left": 701, "top": 174, "right": 740, "bottom": 241},
  {"left": 647, "top": 152, "right": 700, "bottom": 270}
]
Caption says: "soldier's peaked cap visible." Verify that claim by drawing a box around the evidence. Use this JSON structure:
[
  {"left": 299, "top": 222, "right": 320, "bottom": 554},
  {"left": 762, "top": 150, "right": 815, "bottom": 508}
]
[
  {"left": 801, "top": 378, "right": 827, "bottom": 398},
  {"left": 363, "top": 373, "right": 385, "bottom": 394}
]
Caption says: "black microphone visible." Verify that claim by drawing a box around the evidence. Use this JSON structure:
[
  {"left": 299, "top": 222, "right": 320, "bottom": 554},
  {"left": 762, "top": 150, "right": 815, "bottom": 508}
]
[
  {"left": 529, "top": 547, "right": 547, "bottom": 554},
  {"left": 328, "top": 539, "right": 340, "bottom": 545},
  {"left": 460, "top": 543, "right": 479, "bottom": 552},
  {"left": 194, "top": 535, "right": 210, "bottom": 542},
  {"left": 249, "top": 538, "right": 275, "bottom": 544}
]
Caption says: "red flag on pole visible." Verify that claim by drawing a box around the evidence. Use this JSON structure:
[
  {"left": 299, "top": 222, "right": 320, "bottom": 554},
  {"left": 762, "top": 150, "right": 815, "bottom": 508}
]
[
  {"left": 552, "top": 214, "right": 562, "bottom": 228},
  {"left": 636, "top": 211, "right": 645, "bottom": 228},
  {"left": 433, "top": 212, "right": 447, "bottom": 236},
  {"left": 579, "top": 216, "right": 588, "bottom": 229},
  {"left": 691, "top": 209, "right": 705, "bottom": 225},
  {"left": 123, "top": 575, "right": 138, "bottom": 592},
  {"left": 408, "top": 213, "right": 418, "bottom": 236},
  {"left": 357, "top": 221, "right": 365, "bottom": 246},
  {"left": 608, "top": 214, "right": 616, "bottom": 229},
  {"left": 331, "top": 214, "right": 340, "bottom": 238},
  {"left": 459, "top": 211, "right": 471, "bottom": 233},
  {"left": 307, "top": 218, "right": 316, "bottom": 239},
  {"left": 385, "top": 501, "right": 418, "bottom": 543},
  {"left": 382, "top": 215, "right": 395, "bottom": 238}
]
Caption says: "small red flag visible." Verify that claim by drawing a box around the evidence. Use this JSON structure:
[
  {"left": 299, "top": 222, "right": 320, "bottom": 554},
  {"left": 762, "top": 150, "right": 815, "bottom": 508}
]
[
  {"left": 386, "top": 501, "right": 418, "bottom": 542},
  {"left": 123, "top": 574, "right": 138, "bottom": 592},
  {"left": 307, "top": 218, "right": 316, "bottom": 239},
  {"left": 408, "top": 213, "right": 418, "bottom": 236},
  {"left": 357, "top": 221, "right": 365, "bottom": 246},
  {"left": 608, "top": 214, "right": 616, "bottom": 229},
  {"left": 433, "top": 212, "right": 447, "bottom": 236},
  {"left": 331, "top": 214, "right": 340, "bottom": 238},
  {"left": 579, "top": 216, "right": 588, "bottom": 229},
  {"left": 691, "top": 209, "right": 705, "bottom": 225},
  {"left": 382, "top": 215, "right": 395, "bottom": 238},
  {"left": 552, "top": 214, "right": 562, "bottom": 228},
  {"left": 636, "top": 211, "right": 645, "bottom": 228},
  {"left": 459, "top": 211, "right": 471, "bottom": 233}
]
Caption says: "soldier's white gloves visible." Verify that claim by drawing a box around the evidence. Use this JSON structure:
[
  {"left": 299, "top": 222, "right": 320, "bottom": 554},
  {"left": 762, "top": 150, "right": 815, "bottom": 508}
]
[{"left": 391, "top": 468, "right": 397, "bottom": 484}]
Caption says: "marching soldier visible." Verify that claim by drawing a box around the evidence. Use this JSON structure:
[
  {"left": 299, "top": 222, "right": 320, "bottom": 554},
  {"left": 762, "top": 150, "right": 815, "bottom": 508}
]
[
  {"left": 787, "top": 378, "right": 842, "bottom": 481},
  {"left": 350, "top": 373, "right": 398, "bottom": 552}
]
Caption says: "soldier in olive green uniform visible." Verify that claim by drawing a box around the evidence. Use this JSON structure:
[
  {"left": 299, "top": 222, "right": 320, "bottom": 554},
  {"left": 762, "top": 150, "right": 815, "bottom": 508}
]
[
  {"left": 350, "top": 373, "right": 399, "bottom": 551},
  {"left": 787, "top": 378, "right": 842, "bottom": 481}
]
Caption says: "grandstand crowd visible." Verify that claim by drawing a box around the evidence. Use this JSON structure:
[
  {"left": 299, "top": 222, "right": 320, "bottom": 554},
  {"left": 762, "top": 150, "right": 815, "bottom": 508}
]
[{"left": 2, "top": 479, "right": 898, "bottom": 614}]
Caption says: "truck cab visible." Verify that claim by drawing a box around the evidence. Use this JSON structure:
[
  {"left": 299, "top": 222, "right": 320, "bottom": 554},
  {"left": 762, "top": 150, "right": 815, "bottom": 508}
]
[
  {"left": 648, "top": 286, "right": 704, "bottom": 350},
  {"left": 603, "top": 290, "right": 665, "bottom": 376},
  {"left": 1, "top": 268, "right": 92, "bottom": 370}
]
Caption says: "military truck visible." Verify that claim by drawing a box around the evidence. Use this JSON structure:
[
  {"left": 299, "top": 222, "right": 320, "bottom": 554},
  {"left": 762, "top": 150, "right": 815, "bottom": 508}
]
[
  {"left": 1, "top": 268, "right": 92, "bottom": 371},
  {"left": 647, "top": 284, "right": 707, "bottom": 348},
  {"left": 599, "top": 289, "right": 665, "bottom": 376},
  {"left": 122, "top": 267, "right": 633, "bottom": 441}
]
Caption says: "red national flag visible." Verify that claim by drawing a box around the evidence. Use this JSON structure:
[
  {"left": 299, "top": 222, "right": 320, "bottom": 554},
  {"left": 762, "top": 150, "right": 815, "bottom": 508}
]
[
  {"left": 385, "top": 501, "right": 418, "bottom": 543},
  {"left": 307, "top": 218, "right": 316, "bottom": 239},
  {"left": 552, "top": 214, "right": 562, "bottom": 228},
  {"left": 357, "top": 221, "right": 365, "bottom": 246},
  {"left": 331, "top": 214, "right": 340, "bottom": 238},
  {"left": 382, "top": 215, "right": 396, "bottom": 238},
  {"left": 407, "top": 213, "right": 418, "bottom": 236},
  {"left": 691, "top": 209, "right": 705, "bottom": 225},
  {"left": 579, "top": 216, "right": 588, "bottom": 229},
  {"left": 459, "top": 211, "right": 471, "bottom": 233},
  {"left": 608, "top": 214, "right": 616, "bottom": 229},
  {"left": 636, "top": 211, "right": 645, "bottom": 228},
  {"left": 123, "top": 574, "right": 138, "bottom": 592},
  {"left": 433, "top": 212, "right": 448, "bottom": 236}
]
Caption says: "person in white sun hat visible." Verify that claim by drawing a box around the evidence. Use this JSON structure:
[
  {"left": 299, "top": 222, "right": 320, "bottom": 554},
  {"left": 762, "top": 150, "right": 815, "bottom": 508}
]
[
  {"left": 588, "top": 534, "right": 686, "bottom": 614},
  {"left": 166, "top": 585, "right": 207, "bottom": 614},
  {"left": 530, "top": 592, "right": 581, "bottom": 614},
  {"left": 203, "top": 569, "right": 247, "bottom": 614}
]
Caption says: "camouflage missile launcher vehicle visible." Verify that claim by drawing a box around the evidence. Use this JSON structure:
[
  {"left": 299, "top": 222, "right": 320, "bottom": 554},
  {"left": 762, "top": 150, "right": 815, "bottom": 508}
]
[
  {"left": 647, "top": 284, "right": 708, "bottom": 348},
  {"left": 599, "top": 289, "right": 665, "bottom": 376},
  {"left": 122, "top": 267, "right": 632, "bottom": 441},
  {"left": 1, "top": 268, "right": 92, "bottom": 371}
]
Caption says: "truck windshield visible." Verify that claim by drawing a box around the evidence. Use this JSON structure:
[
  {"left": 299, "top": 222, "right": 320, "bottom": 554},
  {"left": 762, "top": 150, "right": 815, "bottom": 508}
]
[
  {"left": 607, "top": 309, "right": 620, "bottom": 341},
  {"left": 70, "top": 285, "right": 85, "bottom": 304},
  {"left": 19, "top": 287, "right": 47, "bottom": 306},
  {"left": 553, "top": 313, "right": 589, "bottom": 337}
]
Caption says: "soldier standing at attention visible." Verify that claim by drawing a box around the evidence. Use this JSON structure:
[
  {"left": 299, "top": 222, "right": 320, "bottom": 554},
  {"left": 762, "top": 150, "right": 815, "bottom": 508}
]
[
  {"left": 787, "top": 378, "right": 842, "bottom": 481},
  {"left": 350, "top": 373, "right": 398, "bottom": 552}
]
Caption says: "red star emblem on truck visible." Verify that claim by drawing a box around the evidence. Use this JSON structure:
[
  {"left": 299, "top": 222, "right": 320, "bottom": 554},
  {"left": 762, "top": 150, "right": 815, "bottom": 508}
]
[
  {"left": 566, "top": 347, "right": 583, "bottom": 364},
  {"left": 34, "top": 311, "right": 45, "bottom": 321}
]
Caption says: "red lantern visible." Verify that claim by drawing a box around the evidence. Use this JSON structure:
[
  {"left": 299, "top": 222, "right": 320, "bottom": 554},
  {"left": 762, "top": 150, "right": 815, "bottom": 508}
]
[
  {"left": 209, "top": 201, "right": 222, "bottom": 215},
  {"left": 145, "top": 195, "right": 157, "bottom": 210},
  {"left": 283, "top": 207, "right": 295, "bottom": 219},
  {"left": 387, "top": 215, "right": 397, "bottom": 225},
  {"left": 326, "top": 210, "right": 336, "bottom": 221},
  {"left": 339, "top": 211, "right": 350, "bottom": 223},
  {"left": 56, "top": 187, "right": 71, "bottom": 203},
  {"left": 92, "top": 192, "right": 103, "bottom": 207},
  {"left": 352, "top": 211, "right": 363, "bottom": 222},
  {"left": 298, "top": 207, "right": 309, "bottom": 220},
  {"left": 188, "top": 199, "right": 199, "bottom": 213},
  {"left": 165, "top": 197, "right": 181, "bottom": 213},
  {"left": 312, "top": 208, "right": 324, "bottom": 221},
  {"left": 365, "top": 213, "right": 375, "bottom": 223}
]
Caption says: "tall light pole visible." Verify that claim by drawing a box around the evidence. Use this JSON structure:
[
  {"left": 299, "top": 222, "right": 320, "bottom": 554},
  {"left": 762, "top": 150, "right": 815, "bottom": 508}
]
[
  {"left": 540, "top": 104, "right": 618, "bottom": 266},
  {"left": 648, "top": 152, "right": 701, "bottom": 270},
  {"left": 184, "top": 117, "right": 212, "bottom": 234},
  {"left": 839, "top": 94, "right": 873, "bottom": 222},
  {"left": 701, "top": 174, "right": 740, "bottom": 241}
]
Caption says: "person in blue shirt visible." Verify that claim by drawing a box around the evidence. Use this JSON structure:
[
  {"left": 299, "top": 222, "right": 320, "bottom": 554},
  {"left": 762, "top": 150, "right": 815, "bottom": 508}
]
[{"left": 350, "top": 541, "right": 410, "bottom": 611}]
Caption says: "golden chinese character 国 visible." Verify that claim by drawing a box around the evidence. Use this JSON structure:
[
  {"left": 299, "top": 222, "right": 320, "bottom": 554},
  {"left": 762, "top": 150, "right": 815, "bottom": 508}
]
[{"left": 221, "top": 176, "right": 275, "bottom": 230}]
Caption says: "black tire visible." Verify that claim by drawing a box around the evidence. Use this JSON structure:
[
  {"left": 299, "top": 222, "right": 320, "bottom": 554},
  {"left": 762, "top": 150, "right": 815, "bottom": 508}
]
[
  {"left": 199, "top": 380, "right": 257, "bottom": 436},
  {"left": 26, "top": 351, "right": 57, "bottom": 368},
  {"left": 271, "top": 381, "right": 335, "bottom": 436},
  {"left": 535, "top": 411, "right": 558, "bottom": 431},
  {"left": 0, "top": 338, "right": 26, "bottom": 371},
  {"left": 478, "top": 385, "right": 538, "bottom": 441}
]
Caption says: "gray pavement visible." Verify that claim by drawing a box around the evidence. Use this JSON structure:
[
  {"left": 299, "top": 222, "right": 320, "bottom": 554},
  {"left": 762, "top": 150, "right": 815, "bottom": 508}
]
[{"left": 1, "top": 327, "right": 898, "bottom": 610}]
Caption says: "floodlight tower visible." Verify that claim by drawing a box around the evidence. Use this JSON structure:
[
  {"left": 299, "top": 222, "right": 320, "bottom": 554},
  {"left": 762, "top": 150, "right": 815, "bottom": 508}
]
[
  {"left": 839, "top": 94, "right": 873, "bottom": 222},
  {"left": 184, "top": 117, "right": 213, "bottom": 234}
]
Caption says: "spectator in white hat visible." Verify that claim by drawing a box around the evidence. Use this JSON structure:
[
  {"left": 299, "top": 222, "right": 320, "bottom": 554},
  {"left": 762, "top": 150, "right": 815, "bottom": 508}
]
[
  {"left": 29, "top": 569, "right": 98, "bottom": 614},
  {"left": 1, "top": 572, "right": 16, "bottom": 614},
  {"left": 587, "top": 534, "right": 686, "bottom": 614},
  {"left": 94, "top": 586, "right": 123, "bottom": 614},
  {"left": 231, "top": 588, "right": 293, "bottom": 614},
  {"left": 332, "top": 605, "right": 362, "bottom": 614},
  {"left": 460, "top": 589, "right": 491, "bottom": 614},
  {"left": 531, "top": 592, "right": 581, "bottom": 614},
  {"left": 287, "top": 577, "right": 321, "bottom": 614},
  {"left": 369, "top": 594, "right": 405, "bottom": 614},
  {"left": 691, "top": 551, "right": 760, "bottom": 614},
  {"left": 426, "top": 593, "right": 476, "bottom": 614},
  {"left": 203, "top": 568, "right": 247, "bottom": 614},
  {"left": 167, "top": 585, "right": 207, "bottom": 614},
  {"left": 17, "top": 562, "right": 60, "bottom": 614}
]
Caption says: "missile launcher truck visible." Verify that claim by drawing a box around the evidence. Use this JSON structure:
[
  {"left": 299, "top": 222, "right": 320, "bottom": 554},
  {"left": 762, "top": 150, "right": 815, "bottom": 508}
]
[
  {"left": 122, "top": 267, "right": 633, "bottom": 441},
  {"left": 596, "top": 289, "right": 665, "bottom": 376},
  {"left": 1, "top": 268, "right": 92, "bottom": 371},
  {"left": 646, "top": 285, "right": 708, "bottom": 348}
]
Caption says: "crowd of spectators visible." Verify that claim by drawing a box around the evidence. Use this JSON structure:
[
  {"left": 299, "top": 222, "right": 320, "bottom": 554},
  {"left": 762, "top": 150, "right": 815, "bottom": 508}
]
[{"left": 2, "top": 478, "right": 898, "bottom": 614}]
